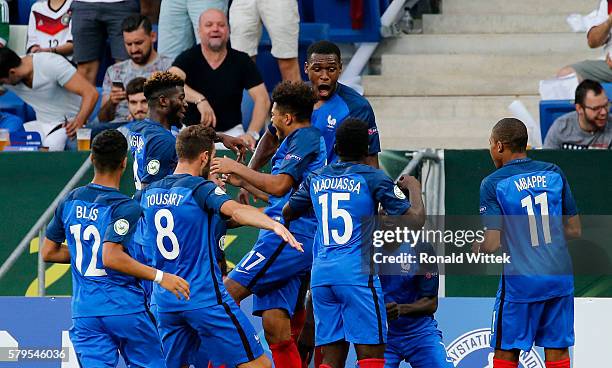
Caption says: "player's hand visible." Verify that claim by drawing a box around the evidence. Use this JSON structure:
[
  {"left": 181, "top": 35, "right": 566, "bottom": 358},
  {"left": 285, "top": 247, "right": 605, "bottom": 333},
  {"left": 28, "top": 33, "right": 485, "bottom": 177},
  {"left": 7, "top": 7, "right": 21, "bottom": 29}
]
[
  {"left": 224, "top": 173, "right": 243, "bottom": 188},
  {"left": 209, "top": 172, "right": 226, "bottom": 191},
  {"left": 64, "top": 118, "right": 85, "bottom": 138},
  {"left": 29, "top": 45, "right": 42, "bottom": 53},
  {"left": 211, "top": 156, "right": 240, "bottom": 175},
  {"left": 386, "top": 302, "right": 400, "bottom": 320},
  {"left": 396, "top": 175, "right": 421, "bottom": 196},
  {"left": 197, "top": 99, "right": 216, "bottom": 127},
  {"left": 272, "top": 222, "right": 303, "bottom": 252},
  {"left": 239, "top": 133, "right": 257, "bottom": 151},
  {"left": 218, "top": 133, "right": 249, "bottom": 157},
  {"left": 237, "top": 187, "right": 255, "bottom": 204},
  {"left": 471, "top": 241, "right": 482, "bottom": 255},
  {"left": 159, "top": 273, "right": 190, "bottom": 300},
  {"left": 109, "top": 86, "right": 126, "bottom": 105}
]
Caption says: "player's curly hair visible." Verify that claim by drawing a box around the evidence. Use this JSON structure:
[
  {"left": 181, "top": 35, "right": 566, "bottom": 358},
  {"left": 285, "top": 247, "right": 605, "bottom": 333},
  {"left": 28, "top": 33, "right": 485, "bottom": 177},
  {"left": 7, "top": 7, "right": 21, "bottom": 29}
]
[
  {"left": 335, "top": 118, "right": 369, "bottom": 161},
  {"left": 176, "top": 125, "right": 217, "bottom": 161},
  {"left": 272, "top": 81, "right": 317, "bottom": 122},
  {"left": 492, "top": 118, "right": 528, "bottom": 153},
  {"left": 91, "top": 129, "right": 127, "bottom": 173},
  {"left": 143, "top": 71, "right": 184, "bottom": 101}
]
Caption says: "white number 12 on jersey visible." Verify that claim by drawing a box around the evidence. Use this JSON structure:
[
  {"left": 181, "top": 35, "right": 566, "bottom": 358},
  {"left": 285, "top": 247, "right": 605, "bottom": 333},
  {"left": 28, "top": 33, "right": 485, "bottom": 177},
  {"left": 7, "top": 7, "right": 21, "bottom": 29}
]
[{"left": 521, "top": 192, "right": 552, "bottom": 247}]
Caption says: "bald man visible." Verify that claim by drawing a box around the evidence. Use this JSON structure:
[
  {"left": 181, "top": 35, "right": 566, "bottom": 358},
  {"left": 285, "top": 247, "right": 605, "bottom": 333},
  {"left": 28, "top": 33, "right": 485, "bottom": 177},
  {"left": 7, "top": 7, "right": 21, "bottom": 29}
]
[{"left": 169, "top": 9, "right": 270, "bottom": 150}]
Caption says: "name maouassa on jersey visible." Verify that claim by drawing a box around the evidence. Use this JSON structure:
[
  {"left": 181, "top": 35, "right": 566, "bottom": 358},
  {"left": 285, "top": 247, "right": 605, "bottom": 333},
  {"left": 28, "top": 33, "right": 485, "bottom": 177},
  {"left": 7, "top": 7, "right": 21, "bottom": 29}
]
[
  {"left": 139, "top": 174, "right": 232, "bottom": 311},
  {"left": 288, "top": 162, "right": 410, "bottom": 288},
  {"left": 46, "top": 183, "right": 146, "bottom": 318},
  {"left": 479, "top": 158, "right": 578, "bottom": 302},
  {"left": 128, "top": 119, "right": 177, "bottom": 190}
]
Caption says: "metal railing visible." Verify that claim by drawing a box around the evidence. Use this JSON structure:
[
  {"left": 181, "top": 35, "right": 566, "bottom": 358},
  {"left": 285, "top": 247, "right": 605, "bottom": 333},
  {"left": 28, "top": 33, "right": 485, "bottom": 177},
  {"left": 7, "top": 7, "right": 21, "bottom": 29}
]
[{"left": 0, "top": 157, "right": 92, "bottom": 296}]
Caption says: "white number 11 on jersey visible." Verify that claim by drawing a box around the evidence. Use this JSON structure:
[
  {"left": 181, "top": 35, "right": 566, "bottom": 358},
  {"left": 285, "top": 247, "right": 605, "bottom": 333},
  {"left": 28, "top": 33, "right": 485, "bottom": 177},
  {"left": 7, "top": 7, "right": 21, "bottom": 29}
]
[{"left": 521, "top": 192, "right": 552, "bottom": 247}]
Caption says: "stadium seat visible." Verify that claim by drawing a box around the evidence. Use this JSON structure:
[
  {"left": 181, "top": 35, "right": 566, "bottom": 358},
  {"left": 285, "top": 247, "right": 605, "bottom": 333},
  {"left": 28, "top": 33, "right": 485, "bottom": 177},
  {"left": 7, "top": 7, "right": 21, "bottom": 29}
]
[
  {"left": 539, "top": 100, "right": 574, "bottom": 142},
  {"left": 311, "top": 0, "right": 382, "bottom": 42},
  {"left": 9, "top": 130, "right": 41, "bottom": 146},
  {"left": 17, "top": 0, "right": 37, "bottom": 25},
  {"left": 241, "top": 89, "right": 254, "bottom": 131}
]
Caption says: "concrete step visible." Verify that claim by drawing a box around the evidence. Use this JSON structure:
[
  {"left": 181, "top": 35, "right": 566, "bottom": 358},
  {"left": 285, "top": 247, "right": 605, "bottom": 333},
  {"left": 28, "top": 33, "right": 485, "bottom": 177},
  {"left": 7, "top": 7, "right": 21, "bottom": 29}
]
[
  {"left": 368, "top": 96, "right": 540, "bottom": 120},
  {"left": 423, "top": 14, "right": 572, "bottom": 34},
  {"left": 375, "top": 33, "right": 596, "bottom": 56},
  {"left": 363, "top": 74, "right": 541, "bottom": 96},
  {"left": 442, "top": 0, "right": 593, "bottom": 15},
  {"left": 380, "top": 53, "right": 592, "bottom": 79}
]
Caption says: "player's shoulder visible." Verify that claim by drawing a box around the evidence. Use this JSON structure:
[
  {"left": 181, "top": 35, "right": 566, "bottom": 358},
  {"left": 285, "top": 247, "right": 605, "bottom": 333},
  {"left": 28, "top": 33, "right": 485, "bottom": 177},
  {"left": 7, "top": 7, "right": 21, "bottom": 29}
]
[
  {"left": 293, "top": 125, "right": 322, "bottom": 142},
  {"left": 337, "top": 83, "right": 371, "bottom": 110}
]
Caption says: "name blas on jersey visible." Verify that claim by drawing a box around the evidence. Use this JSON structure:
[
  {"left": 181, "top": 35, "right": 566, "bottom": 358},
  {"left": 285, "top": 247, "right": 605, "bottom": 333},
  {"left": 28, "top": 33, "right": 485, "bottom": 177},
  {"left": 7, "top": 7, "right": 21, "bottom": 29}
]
[{"left": 313, "top": 177, "right": 361, "bottom": 195}]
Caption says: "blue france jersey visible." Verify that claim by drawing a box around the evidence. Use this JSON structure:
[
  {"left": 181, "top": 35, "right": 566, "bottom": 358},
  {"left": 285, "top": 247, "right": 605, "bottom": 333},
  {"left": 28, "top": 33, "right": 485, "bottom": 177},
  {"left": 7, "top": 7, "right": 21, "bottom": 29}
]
[
  {"left": 139, "top": 174, "right": 232, "bottom": 312},
  {"left": 289, "top": 162, "right": 410, "bottom": 287},
  {"left": 380, "top": 243, "right": 440, "bottom": 337},
  {"left": 311, "top": 83, "right": 380, "bottom": 163},
  {"left": 46, "top": 184, "right": 145, "bottom": 318},
  {"left": 479, "top": 158, "right": 578, "bottom": 302},
  {"left": 128, "top": 119, "right": 177, "bottom": 190},
  {"left": 265, "top": 126, "right": 326, "bottom": 236}
]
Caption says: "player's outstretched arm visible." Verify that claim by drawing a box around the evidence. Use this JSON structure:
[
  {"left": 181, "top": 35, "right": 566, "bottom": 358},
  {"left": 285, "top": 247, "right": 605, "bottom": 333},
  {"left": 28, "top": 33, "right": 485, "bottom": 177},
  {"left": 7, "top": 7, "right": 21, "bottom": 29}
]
[
  {"left": 396, "top": 175, "right": 426, "bottom": 229},
  {"left": 41, "top": 238, "right": 71, "bottom": 264},
  {"left": 220, "top": 200, "right": 304, "bottom": 252},
  {"left": 472, "top": 229, "right": 501, "bottom": 254},
  {"left": 225, "top": 174, "right": 270, "bottom": 203},
  {"left": 386, "top": 296, "right": 438, "bottom": 321},
  {"left": 102, "top": 242, "right": 190, "bottom": 300},
  {"left": 211, "top": 157, "right": 295, "bottom": 197},
  {"left": 564, "top": 215, "right": 582, "bottom": 239}
]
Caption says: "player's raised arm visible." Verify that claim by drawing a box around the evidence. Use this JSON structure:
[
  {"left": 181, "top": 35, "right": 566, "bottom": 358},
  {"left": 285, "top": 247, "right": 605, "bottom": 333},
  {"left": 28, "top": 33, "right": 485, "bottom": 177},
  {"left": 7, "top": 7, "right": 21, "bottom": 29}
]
[
  {"left": 220, "top": 200, "right": 303, "bottom": 252},
  {"left": 395, "top": 175, "right": 426, "bottom": 229},
  {"left": 211, "top": 156, "right": 295, "bottom": 197},
  {"left": 102, "top": 242, "right": 190, "bottom": 300},
  {"left": 41, "top": 239, "right": 71, "bottom": 264}
]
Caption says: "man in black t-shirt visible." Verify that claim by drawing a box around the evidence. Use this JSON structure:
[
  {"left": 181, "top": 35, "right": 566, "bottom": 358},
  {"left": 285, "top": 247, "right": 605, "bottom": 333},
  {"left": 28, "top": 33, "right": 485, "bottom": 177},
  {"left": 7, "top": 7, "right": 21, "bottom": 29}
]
[{"left": 169, "top": 8, "right": 270, "bottom": 150}]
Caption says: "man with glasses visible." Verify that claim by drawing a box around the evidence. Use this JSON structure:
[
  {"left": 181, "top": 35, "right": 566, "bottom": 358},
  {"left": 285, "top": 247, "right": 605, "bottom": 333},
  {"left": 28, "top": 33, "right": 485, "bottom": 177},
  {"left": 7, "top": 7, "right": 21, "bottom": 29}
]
[{"left": 544, "top": 79, "right": 612, "bottom": 149}]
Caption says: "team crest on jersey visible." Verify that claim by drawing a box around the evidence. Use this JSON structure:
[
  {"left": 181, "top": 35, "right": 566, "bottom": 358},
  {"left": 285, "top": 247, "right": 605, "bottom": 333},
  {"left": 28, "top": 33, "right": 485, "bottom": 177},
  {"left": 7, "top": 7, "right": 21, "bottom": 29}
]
[
  {"left": 446, "top": 328, "right": 544, "bottom": 368},
  {"left": 479, "top": 206, "right": 487, "bottom": 214},
  {"left": 400, "top": 260, "right": 411, "bottom": 273},
  {"left": 61, "top": 12, "right": 72, "bottom": 26},
  {"left": 147, "top": 160, "right": 160, "bottom": 175},
  {"left": 113, "top": 219, "right": 130, "bottom": 236},
  {"left": 327, "top": 115, "right": 336, "bottom": 129},
  {"left": 393, "top": 185, "right": 406, "bottom": 200},
  {"left": 218, "top": 235, "right": 226, "bottom": 251},
  {"left": 214, "top": 186, "right": 226, "bottom": 196}
]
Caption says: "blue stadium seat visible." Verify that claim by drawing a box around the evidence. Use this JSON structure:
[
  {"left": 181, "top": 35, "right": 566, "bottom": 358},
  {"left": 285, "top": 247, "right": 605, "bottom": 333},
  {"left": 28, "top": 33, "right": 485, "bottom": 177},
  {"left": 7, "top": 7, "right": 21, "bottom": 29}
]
[
  {"left": 90, "top": 87, "right": 104, "bottom": 123},
  {"left": 0, "top": 90, "right": 29, "bottom": 121},
  {"left": 17, "top": 0, "right": 37, "bottom": 25},
  {"left": 9, "top": 130, "right": 41, "bottom": 146},
  {"left": 539, "top": 100, "right": 574, "bottom": 142},
  {"left": 241, "top": 89, "right": 254, "bottom": 131}
]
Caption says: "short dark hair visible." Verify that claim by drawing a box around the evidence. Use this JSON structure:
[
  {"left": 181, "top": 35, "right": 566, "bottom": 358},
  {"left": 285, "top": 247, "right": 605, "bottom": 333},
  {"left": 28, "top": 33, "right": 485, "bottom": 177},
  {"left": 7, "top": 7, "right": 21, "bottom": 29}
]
[
  {"left": 126, "top": 77, "right": 146, "bottom": 97},
  {"left": 0, "top": 48, "right": 22, "bottom": 79},
  {"left": 307, "top": 40, "right": 341, "bottom": 62},
  {"left": 91, "top": 129, "right": 128, "bottom": 173},
  {"left": 122, "top": 14, "right": 152, "bottom": 34},
  {"left": 143, "top": 71, "right": 184, "bottom": 101},
  {"left": 575, "top": 79, "right": 605, "bottom": 106},
  {"left": 272, "top": 81, "right": 317, "bottom": 122},
  {"left": 176, "top": 125, "right": 216, "bottom": 161},
  {"left": 335, "top": 118, "right": 369, "bottom": 160},
  {"left": 492, "top": 118, "right": 528, "bottom": 153}
]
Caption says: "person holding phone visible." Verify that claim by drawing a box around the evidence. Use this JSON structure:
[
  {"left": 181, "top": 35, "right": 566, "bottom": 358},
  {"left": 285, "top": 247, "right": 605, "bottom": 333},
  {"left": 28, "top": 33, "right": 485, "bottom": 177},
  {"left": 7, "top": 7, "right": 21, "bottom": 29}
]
[{"left": 98, "top": 14, "right": 172, "bottom": 123}]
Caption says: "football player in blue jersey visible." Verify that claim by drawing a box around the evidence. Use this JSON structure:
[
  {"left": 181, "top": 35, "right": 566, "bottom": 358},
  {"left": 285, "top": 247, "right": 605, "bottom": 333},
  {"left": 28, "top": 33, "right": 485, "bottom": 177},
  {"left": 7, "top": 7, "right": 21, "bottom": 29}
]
[
  {"left": 474, "top": 118, "right": 582, "bottom": 368},
  {"left": 42, "top": 129, "right": 190, "bottom": 368},
  {"left": 210, "top": 80, "right": 326, "bottom": 368},
  {"left": 379, "top": 239, "right": 453, "bottom": 368},
  {"left": 282, "top": 118, "right": 425, "bottom": 368},
  {"left": 139, "top": 124, "right": 302, "bottom": 368}
]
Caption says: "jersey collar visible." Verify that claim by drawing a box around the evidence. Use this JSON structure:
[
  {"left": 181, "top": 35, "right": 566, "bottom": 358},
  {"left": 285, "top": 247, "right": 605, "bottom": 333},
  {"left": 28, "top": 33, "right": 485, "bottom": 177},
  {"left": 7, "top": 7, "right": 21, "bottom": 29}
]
[
  {"left": 88, "top": 183, "right": 119, "bottom": 192},
  {"left": 503, "top": 157, "right": 531, "bottom": 167}
]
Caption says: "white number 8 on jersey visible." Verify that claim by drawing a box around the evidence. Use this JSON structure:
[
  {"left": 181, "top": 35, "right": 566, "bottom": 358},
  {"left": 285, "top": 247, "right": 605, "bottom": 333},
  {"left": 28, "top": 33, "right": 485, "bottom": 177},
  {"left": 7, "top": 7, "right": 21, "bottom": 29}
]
[{"left": 155, "top": 209, "right": 180, "bottom": 260}]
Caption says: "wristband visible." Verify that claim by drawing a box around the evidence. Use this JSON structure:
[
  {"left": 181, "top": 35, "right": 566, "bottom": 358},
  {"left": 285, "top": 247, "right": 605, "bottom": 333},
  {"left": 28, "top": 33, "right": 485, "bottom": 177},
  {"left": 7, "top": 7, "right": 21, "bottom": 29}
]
[{"left": 154, "top": 269, "right": 164, "bottom": 284}]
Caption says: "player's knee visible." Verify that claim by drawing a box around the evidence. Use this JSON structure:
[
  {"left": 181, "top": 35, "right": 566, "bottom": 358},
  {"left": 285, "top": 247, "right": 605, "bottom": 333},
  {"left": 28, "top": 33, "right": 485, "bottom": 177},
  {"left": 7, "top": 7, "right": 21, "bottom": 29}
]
[
  {"left": 262, "top": 309, "right": 291, "bottom": 344},
  {"left": 223, "top": 277, "right": 250, "bottom": 302},
  {"left": 544, "top": 348, "right": 570, "bottom": 362},
  {"left": 355, "top": 343, "right": 386, "bottom": 360}
]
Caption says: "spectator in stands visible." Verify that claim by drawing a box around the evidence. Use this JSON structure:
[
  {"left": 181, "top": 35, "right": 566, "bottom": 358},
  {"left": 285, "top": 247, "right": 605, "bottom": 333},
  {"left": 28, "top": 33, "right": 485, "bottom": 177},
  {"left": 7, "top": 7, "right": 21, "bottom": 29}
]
[
  {"left": 544, "top": 80, "right": 612, "bottom": 149},
  {"left": 27, "top": 0, "right": 73, "bottom": 58},
  {"left": 125, "top": 76, "right": 147, "bottom": 121},
  {"left": 229, "top": 0, "right": 301, "bottom": 82},
  {"left": 98, "top": 14, "right": 172, "bottom": 123},
  {"left": 0, "top": 0, "right": 8, "bottom": 47},
  {"left": 158, "top": 0, "right": 228, "bottom": 60},
  {"left": 169, "top": 8, "right": 270, "bottom": 150},
  {"left": 558, "top": 0, "right": 612, "bottom": 82},
  {"left": 71, "top": 0, "right": 139, "bottom": 84},
  {"left": 0, "top": 47, "right": 98, "bottom": 150}
]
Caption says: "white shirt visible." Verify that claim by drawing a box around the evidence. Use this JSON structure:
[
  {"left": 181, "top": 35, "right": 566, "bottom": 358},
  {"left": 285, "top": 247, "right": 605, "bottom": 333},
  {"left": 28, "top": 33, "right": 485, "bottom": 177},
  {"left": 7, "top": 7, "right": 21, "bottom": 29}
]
[
  {"left": 27, "top": 0, "right": 73, "bottom": 57},
  {"left": 587, "top": 0, "right": 612, "bottom": 59},
  {"left": 74, "top": 0, "right": 125, "bottom": 3},
  {"left": 5, "top": 53, "right": 81, "bottom": 127}
]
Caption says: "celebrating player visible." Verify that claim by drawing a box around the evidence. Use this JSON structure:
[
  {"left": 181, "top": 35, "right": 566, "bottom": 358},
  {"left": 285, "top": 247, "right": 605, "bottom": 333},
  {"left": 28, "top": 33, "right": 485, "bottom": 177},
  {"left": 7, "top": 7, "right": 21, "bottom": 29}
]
[
  {"left": 474, "top": 118, "right": 582, "bottom": 368},
  {"left": 379, "top": 240, "right": 454, "bottom": 368},
  {"left": 283, "top": 118, "right": 425, "bottom": 368},
  {"left": 210, "top": 80, "right": 326, "bottom": 368},
  {"left": 42, "top": 130, "right": 189, "bottom": 368},
  {"left": 139, "top": 125, "right": 302, "bottom": 368}
]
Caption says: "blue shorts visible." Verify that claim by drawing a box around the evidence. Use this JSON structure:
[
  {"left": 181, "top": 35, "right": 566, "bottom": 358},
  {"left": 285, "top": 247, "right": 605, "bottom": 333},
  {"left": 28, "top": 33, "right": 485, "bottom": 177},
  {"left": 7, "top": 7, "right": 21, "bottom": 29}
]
[
  {"left": 385, "top": 330, "right": 453, "bottom": 368},
  {"left": 229, "top": 230, "right": 313, "bottom": 316},
  {"left": 156, "top": 302, "right": 264, "bottom": 368},
  {"left": 491, "top": 294, "right": 574, "bottom": 351},
  {"left": 70, "top": 312, "right": 164, "bottom": 368},
  {"left": 312, "top": 284, "right": 387, "bottom": 346}
]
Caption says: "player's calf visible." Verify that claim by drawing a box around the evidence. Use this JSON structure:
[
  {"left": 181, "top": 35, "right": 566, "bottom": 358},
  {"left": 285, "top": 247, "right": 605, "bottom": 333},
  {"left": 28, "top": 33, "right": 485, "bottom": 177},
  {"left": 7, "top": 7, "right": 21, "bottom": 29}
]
[
  {"left": 263, "top": 309, "right": 302, "bottom": 368},
  {"left": 224, "top": 276, "right": 252, "bottom": 303},
  {"left": 544, "top": 348, "right": 570, "bottom": 368},
  {"left": 355, "top": 343, "right": 386, "bottom": 368},
  {"left": 493, "top": 349, "right": 520, "bottom": 368}
]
